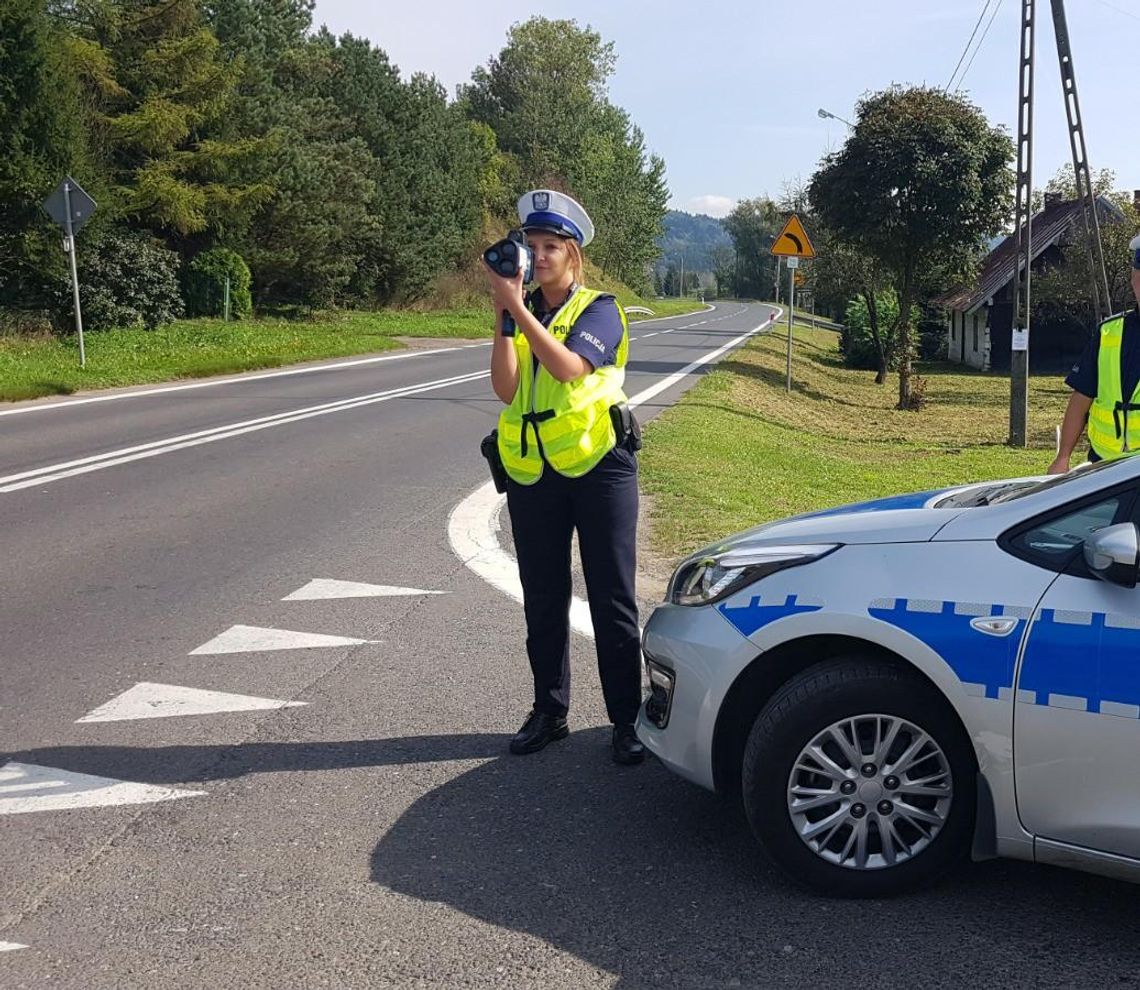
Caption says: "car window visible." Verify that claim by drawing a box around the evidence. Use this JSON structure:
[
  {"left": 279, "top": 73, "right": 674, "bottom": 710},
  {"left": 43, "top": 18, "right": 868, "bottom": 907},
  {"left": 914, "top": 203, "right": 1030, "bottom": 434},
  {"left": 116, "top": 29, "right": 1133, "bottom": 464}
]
[{"left": 1008, "top": 496, "right": 1123, "bottom": 564}]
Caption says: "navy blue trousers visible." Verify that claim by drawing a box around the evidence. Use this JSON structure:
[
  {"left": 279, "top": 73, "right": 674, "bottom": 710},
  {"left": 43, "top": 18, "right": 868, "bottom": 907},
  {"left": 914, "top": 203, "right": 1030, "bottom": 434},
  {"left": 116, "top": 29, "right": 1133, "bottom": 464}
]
[{"left": 505, "top": 446, "right": 642, "bottom": 725}]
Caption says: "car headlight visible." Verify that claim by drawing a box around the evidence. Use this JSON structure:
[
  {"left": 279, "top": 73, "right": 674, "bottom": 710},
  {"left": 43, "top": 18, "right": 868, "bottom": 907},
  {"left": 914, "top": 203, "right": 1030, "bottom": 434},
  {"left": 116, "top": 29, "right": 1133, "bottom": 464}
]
[{"left": 667, "top": 544, "right": 840, "bottom": 606}]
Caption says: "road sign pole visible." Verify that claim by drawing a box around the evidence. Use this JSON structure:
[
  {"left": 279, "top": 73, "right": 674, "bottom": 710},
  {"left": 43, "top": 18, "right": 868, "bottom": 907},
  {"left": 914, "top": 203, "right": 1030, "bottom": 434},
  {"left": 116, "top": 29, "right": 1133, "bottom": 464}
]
[
  {"left": 62, "top": 181, "right": 86, "bottom": 368},
  {"left": 786, "top": 264, "right": 795, "bottom": 393}
]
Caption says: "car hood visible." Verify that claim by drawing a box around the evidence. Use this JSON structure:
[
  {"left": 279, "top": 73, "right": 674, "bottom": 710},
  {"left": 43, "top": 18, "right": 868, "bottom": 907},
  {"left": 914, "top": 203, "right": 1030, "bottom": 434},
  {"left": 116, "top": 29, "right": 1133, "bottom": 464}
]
[{"left": 697, "top": 477, "right": 1047, "bottom": 553}]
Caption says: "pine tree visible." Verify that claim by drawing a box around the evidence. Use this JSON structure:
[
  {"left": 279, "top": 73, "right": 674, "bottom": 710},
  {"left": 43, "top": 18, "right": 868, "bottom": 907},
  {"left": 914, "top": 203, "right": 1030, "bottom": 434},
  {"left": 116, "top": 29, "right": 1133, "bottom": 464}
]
[{"left": 0, "top": 0, "right": 88, "bottom": 311}]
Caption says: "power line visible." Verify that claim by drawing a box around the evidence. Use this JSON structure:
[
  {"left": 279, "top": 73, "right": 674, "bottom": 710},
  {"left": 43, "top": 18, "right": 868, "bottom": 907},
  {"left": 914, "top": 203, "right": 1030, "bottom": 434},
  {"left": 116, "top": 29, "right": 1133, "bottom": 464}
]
[
  {"left": 956, "top": 0, "right": 1006, "bottom": 91},
  {"left": 946, "top": 0, "right": 994, "bottom": 91},
  {"left": 1092, "top": 0, "right": 1140, "bottom": 21}
]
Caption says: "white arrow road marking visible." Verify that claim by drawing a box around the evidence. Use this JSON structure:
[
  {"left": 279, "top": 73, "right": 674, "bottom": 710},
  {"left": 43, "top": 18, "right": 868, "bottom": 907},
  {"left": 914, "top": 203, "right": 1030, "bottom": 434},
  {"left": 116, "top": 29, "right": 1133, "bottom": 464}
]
[
  {"left": 189, "top": 624, "right": 378, "bottom": 655},
  {"left": 0, "top": 942, "right": 27, "bottom": 952},
  {"left": 447, "top": 309, "right": 781, "bottom": 634},
  {"left": 282, "top": 579, "right": 446, "bottom": 601},
  {"left": 76, "top": 682, "right": 308, "bottom": 723},
  {"left": 0, "top": 763, "right": 204, "bottom": 816},
  {"left": 0, "top": 369, "right": 489, "bottom": 493}
]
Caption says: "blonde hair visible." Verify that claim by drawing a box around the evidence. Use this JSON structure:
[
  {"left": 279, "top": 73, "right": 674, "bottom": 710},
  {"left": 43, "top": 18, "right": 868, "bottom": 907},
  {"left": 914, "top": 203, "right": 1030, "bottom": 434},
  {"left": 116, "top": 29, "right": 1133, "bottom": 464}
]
[{"left": 565, "top": 239, "right": 584, "bottom": 283}]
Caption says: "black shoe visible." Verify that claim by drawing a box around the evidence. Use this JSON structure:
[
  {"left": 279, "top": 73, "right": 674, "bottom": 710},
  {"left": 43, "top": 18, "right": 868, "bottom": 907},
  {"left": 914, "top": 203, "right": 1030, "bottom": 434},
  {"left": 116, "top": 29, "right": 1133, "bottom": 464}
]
[
  {"left": 509, "top": 710, "right": 569, "bottom": 755},
  {"left": 612, "top": 723, "right": 645, "bottom": 765}
]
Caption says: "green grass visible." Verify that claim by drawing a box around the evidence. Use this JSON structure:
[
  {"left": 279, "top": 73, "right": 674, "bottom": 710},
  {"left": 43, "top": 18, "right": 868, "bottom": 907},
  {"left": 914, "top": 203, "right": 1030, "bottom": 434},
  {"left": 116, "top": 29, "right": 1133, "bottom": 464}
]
[
  {"left": 640, "top": 321, "right": 1068, "bottom": 559},
  {"left": 0, "top": 297, "right": 710, "bottom": 403}
]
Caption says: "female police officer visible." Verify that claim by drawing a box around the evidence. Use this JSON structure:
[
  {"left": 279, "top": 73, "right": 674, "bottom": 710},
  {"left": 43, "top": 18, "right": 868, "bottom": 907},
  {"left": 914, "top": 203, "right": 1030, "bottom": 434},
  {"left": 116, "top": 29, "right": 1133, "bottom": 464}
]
[{"left": 486, "top": 189, "right": 644, "bottom": 765}]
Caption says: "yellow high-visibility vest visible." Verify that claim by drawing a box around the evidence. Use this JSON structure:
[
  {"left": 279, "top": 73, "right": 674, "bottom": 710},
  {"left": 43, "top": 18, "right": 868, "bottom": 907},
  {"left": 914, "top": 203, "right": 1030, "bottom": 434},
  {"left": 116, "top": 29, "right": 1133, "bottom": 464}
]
[
  {"left": 497, "top": 287, "right": 629, "bottom": 485},
  {"left": 1088, "top": 314, "right": 1140, "bottom": 461}
]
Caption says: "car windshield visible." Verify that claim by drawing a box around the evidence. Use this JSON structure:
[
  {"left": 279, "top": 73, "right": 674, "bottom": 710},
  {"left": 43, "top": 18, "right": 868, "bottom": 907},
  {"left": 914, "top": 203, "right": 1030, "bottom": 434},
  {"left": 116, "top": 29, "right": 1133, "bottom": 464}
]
[{"left": 987, "top": 458, "right": 1130, "bottom": 505}]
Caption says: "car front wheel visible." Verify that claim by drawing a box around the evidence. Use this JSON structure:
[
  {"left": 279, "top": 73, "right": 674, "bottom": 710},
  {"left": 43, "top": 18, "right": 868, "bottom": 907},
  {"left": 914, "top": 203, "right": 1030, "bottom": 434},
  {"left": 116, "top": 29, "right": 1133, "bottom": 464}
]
[{"left": 742, "top": 657, "right": 976, "bottom": 897}]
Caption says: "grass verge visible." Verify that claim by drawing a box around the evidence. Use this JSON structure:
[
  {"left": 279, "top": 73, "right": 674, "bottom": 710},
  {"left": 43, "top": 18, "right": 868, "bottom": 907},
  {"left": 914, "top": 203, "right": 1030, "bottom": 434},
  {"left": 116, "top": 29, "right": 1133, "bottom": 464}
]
[{"left": 639, "top": 321, "right": 1068, "bottom": 561}]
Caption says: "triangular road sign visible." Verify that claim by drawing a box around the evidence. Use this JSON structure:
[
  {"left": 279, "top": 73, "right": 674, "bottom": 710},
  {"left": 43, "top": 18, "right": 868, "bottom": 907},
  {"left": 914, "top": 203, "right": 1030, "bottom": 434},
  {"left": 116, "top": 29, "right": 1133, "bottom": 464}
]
[
  {"left": 771, "top": 214, "right": 816, "bottom": 258},
  {"left": 76, "top": 682, "right": 308, "bottom": 723},
  {"left": 0, "top": 762, "right": 203, "bottom": 816}
]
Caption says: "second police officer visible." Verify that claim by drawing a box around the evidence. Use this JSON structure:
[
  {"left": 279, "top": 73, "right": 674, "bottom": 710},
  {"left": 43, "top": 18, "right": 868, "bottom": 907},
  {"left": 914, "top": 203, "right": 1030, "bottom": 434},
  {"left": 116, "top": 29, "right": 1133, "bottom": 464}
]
[
  {"left": 1050, "top": 232, "right": 1140, "bottom": 473},
  {"left": 486, "top": 189, "right": 645, "bottom": 765}
]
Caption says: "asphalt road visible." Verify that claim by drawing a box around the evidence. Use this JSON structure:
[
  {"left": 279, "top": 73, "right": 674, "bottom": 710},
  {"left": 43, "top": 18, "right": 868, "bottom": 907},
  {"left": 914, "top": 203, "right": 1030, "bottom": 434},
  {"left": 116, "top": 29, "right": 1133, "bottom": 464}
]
[{"left": 2, "top": 300, "right": 1139, "bottom": 989}]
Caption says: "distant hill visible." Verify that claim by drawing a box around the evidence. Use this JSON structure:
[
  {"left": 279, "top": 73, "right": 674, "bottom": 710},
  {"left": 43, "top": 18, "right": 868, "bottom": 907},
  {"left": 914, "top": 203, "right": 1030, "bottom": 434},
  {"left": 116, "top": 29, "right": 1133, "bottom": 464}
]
[{"left": 656, "top": 210, "right": 731, "bottom": 273}]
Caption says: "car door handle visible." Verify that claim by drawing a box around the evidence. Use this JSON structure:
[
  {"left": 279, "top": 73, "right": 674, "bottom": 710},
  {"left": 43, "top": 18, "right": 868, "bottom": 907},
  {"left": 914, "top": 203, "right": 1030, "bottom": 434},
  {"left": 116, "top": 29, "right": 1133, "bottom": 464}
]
[{"left": 970, "top": 617, "right": 1019, "bottom": 637}]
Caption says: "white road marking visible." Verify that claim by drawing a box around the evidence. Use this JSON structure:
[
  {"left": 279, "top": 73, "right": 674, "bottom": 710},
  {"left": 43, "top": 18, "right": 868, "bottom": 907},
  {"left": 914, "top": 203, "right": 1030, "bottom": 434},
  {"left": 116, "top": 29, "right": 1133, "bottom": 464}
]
[
  {"left": 76, "top": 682, "right": 307, "bottom": 723},
  {"left": 0, "top": 369, "right": 489, "bottom": 493},
  {"left": 447, "top": 307, "right": 781, "bottom": 633},
  {"left": 0, "top": 347, "right": 491, "bottom": 419},
  {"left": 0, "top": 305, "right": 718, "bottom": 419},
  {"left": 0, "top": 763, "right": 204, "bottom": 816},
  {"left": 0, "top": 942, "right": 27, "bottom": 952},
  {"left": 189, "top": 624, "right": 378, "bottom": 655},
  {"left": 282, "top": 579, "right": 445, "bottom": 601}
]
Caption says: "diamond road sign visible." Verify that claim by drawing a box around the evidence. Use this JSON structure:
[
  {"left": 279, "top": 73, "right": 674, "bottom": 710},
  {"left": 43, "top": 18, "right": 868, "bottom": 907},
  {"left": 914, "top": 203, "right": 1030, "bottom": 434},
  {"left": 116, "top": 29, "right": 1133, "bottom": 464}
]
[{"left": 42, "top": 176, "right": 97, "bottom": 234}]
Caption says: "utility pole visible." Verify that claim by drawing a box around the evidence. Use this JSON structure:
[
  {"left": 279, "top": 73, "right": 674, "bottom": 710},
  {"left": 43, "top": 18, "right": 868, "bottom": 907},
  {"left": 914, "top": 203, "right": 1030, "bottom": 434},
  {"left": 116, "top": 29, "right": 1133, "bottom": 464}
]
[
  {"left": 1010, "top": 0, "right": 1036, "bottom": 447},
  {"left": 1050, "top": 0, "right": 1109, "bottom": 323}
]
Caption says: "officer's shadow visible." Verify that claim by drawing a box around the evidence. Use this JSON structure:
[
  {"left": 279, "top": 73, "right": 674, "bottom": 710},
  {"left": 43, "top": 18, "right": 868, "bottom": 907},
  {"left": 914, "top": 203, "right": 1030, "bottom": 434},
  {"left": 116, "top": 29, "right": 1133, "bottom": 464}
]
[{"left": 371, "top": 728, "right": 1140, "bottom": 989}]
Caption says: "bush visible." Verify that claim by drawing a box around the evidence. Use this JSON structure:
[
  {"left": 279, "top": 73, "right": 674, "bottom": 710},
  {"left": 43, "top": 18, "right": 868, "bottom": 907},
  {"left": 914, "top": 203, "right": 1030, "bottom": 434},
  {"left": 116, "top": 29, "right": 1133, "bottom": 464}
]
[
  {"left": 184, "top": 247, "right": 253, "bottom": 319},
  {"left": 841, "top": 292, "right": 900, "bottom": 371},
  {"left": 840, "top": 291, "right": 928, "bottom": 372},
  {"left": 70, "top": 230, "right": 184, "bottom": 331}
]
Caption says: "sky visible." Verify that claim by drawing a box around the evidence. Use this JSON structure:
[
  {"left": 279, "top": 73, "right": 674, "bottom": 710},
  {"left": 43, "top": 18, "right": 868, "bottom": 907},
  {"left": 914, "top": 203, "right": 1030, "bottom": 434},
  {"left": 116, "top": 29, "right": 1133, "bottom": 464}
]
[{"left": 311, "top": 0, "right": 1140, "bottom": 219}]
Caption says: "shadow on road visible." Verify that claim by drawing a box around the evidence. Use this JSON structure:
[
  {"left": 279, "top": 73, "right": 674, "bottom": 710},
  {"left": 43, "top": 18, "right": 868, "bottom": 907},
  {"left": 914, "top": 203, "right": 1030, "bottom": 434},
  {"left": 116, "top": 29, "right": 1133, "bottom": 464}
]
[
  {"left": 12, "top": 731, "right": 1140, "bottom": 987},
  {"left": 368, "top": 728, "right": 1140, "bottom": 989}
]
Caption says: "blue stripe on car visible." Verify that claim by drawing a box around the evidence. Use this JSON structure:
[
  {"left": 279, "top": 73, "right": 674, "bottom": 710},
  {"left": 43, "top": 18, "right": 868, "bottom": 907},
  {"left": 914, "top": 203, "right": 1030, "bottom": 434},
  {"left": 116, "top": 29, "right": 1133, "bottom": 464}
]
[
  {"left": 798, "top": 490, "right": 943, "bottom": 520},
  {"left": 718, "top": 594, "right": 823, "bottom": 637},
  {"left": 869, "top": 599, "right": 1026, "bottom": 699}
]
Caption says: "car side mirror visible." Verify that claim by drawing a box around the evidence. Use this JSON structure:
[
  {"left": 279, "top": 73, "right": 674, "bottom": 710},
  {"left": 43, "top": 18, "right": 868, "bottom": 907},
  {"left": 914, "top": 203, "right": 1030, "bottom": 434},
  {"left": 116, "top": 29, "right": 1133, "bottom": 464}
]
[{"left": 1084, "top": 523, "right": 1140, "bottom": 588}]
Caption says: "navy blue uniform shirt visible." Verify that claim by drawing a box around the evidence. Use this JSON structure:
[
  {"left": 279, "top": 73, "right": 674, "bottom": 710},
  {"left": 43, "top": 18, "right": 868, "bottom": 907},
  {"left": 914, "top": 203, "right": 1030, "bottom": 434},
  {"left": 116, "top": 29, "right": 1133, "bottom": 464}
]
[
  {"left": 529, "top": 287, "right": 624, "bottom": 371},
  {"left": 1064, "top": 307, "right": 1140, "bottom": 462}
]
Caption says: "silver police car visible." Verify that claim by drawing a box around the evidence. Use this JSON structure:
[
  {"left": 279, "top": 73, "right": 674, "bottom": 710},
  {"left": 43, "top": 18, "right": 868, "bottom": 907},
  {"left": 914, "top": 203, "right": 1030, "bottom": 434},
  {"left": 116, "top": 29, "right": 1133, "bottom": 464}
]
[{"left": 638, "top": 457, "right": 1140, "bottom": 897}]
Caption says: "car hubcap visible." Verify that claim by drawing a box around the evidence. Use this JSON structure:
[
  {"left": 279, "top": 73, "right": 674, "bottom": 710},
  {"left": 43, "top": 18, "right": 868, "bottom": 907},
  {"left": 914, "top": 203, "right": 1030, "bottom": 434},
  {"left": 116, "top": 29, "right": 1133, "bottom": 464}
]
[{"left": 786, "top": 714, "right": 953, "bottom": 871}]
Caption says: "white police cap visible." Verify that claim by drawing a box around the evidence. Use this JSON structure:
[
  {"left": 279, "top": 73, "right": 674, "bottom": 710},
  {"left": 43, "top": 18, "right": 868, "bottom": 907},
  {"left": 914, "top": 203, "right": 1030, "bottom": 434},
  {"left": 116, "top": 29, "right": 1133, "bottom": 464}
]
[{"left": 517, "top": 189, "right": 595, "bottom": 248}]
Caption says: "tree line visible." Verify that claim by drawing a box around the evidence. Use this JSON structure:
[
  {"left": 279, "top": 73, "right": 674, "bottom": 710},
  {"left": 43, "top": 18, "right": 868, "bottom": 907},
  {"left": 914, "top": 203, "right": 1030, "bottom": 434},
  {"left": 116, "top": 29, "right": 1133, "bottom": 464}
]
[{"left": 1, "top": 2, "right": 669, "bottom": 330}]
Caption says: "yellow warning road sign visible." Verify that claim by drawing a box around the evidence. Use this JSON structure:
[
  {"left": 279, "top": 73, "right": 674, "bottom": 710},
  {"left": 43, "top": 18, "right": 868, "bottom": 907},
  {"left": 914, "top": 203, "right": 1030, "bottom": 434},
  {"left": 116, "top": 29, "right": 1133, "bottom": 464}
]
[{"left": 770, "top": 213, "right": 816, "bottom": 259}]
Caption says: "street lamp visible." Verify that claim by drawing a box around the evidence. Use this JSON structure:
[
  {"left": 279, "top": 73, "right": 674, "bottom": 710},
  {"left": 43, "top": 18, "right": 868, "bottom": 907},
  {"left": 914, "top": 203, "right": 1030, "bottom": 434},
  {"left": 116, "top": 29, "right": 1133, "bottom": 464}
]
[{"left": 817, "top": 107, "right": 854, "bottom": 128}]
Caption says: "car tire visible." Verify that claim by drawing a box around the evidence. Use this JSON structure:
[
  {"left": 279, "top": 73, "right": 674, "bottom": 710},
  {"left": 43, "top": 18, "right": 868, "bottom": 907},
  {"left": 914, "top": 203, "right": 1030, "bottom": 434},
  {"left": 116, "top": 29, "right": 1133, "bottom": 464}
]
[{"left": 742, "top": 657, "right": 976, "bottom": 898}]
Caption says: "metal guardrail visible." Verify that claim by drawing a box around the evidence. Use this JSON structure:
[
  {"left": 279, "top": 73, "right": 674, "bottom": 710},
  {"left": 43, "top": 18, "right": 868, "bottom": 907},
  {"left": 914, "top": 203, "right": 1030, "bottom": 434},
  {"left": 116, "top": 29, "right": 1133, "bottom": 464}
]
[{"left": 624, "top": 306, "right": 655, "bottom": 316}]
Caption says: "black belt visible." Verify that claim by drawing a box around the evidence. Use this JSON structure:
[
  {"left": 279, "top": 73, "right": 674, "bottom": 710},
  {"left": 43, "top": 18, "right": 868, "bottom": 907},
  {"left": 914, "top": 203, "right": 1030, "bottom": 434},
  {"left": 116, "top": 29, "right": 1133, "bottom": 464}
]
[
  {"left": 520, "top": 409, "right": 554, "bottom": 458},
  {"left": 1113, "top": 401, "right": 1140, "bottom": 452}
]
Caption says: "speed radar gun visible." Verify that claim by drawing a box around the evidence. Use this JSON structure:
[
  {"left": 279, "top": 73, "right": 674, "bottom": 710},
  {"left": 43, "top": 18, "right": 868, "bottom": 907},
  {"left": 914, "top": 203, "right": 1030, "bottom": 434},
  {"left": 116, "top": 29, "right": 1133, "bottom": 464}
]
[{"left": 483, "top": 229, "right": 534, "bottom": 337}]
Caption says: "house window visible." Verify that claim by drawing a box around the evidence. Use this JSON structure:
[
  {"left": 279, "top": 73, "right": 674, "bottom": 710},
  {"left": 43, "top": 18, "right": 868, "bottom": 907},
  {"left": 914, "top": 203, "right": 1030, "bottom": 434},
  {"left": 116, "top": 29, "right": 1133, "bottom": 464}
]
[
  {"left": 951, "top": 313, "right": 956, "bottom": 341},
  {"left": 973, "top": 320, "right": 979, "bottom": 352}
]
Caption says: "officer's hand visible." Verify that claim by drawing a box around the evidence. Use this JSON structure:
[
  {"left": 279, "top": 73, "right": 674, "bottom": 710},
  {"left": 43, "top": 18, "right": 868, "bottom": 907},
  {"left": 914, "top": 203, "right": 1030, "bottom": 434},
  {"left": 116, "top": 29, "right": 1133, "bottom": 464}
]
[
  {"left": 1046, "top": 454, "right": 1070, "bottom": 476},
  {"left": 486, "top": 266, "right": 525, "bottom": 315}
]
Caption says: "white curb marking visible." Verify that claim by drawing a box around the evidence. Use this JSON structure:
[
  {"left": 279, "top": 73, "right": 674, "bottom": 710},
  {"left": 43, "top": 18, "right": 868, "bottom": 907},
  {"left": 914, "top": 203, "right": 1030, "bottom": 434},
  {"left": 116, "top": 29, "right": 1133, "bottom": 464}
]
[
  {"left": 77, "top": 682, "right": 307, "bottom": 723},
  {"left": 189, "top": 625, "right": 378, "bottom": 655},
  {"left": 0, "top": 763, "right": 204, "bottom": 816},
  {"left": 282, "top": 579, "right": 445, "bottom": 601},
  {"left": 447, "top": 306, "right": 781, "bottom": 635}
]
